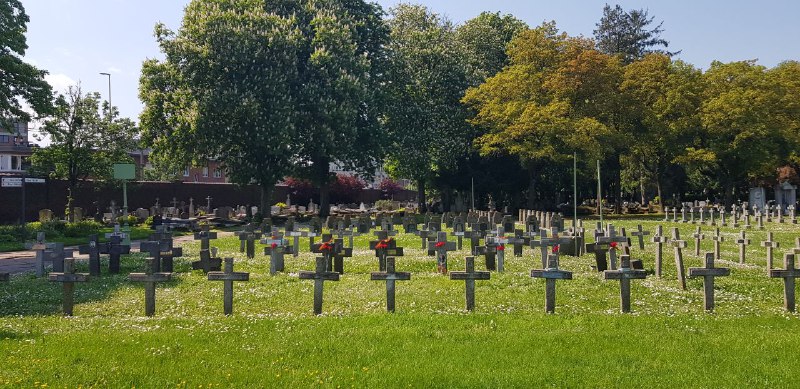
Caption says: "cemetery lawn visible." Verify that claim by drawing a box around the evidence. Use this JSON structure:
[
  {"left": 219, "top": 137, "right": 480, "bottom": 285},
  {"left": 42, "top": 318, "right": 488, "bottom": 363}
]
[
  {"left": 0, "top": 226, "right": 185, "bottom": 252},
  {"left": 2, "top": 219, "right": 800, "bottom": 387}
]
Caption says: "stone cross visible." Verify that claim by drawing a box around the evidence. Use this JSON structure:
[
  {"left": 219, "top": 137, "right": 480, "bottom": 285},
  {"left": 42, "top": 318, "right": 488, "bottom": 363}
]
[
  {"left": 370, "top": 257, "right": 411, "bottom": 313},
  {"left": 531, "top": 253, "right": 572, "bottom": 313},
  {"left": 732, "top": 205, "right": 740, "bottom": 228},
  {"left": 311, "top": 238, "right": 336, "bottom": 271},
  {"left": 235, "top": 224, "right": 260, "bottom": 259},
  {"left": 689, "top": 207, "right": 695, "bottom": 224},
  {"left": 328, "top": 237, "right": 352, "bottom": 274},
  {"left": 207, "top": 258, "right": 249, "bottom": 315},
  {"left": 688, "top": 252, "right": 731, "bottom": 312},
  {"left": 761, "top": 232, "right": 780, "bottom": 271},
  {"left": 681, "top": 205, "right": 688, "bottom": 223},
  {"left": 332, "top": 222, "right": 355, "bottom": 249},
  {"left": 603, "top": 255, "right": 647, "bottom": 313},
  {"left": 299, "top": 256, "right": 340, "bottom": 315},
  {"left": 531, "top": 229, "right": 569, "bottom": 269},
  {"left": 631, "top": 224, "right": 650, "bottom": 250},
  {"left": 148, "top": 228, "right": 182, "bottom": 272},
  {"left": 710, "top": 227, "right": 724, "bottom": 262},
  {"left": 415, "top": 228, "right": 437, "bottom": 253},
  {"left": 78, "top": 234, "right": 103, "bottom": 276},
  {"left": 428, "top": 231, "right": 457, "bottom": 274},
  {"left": 692, "top": 226, "right": 706, "bottom": 257},
  {"left": 597, "top": 225, "right": 629, "bottom": 270},
  {"left": 756, "top": 210, "right": 765, "bottom": 230},
  {"left": 743, "top": 210, "right": 751, "bottom": 229},
  {"left": 719, "top": 207, "right": 727, "bottom": 227},
  {"left": 508, "top": 229, "right": 527, "bottom": 258},
  {"left": 463, "top": 229, "right": 484, "bottom": 253},
  {"left": 735, "top": 231, "right": 751, "bottom": 264},
  {"left": 769, "top": 253, "right": 800, "bottom": 312},
  {"left": 205, "top": 196, "right": 213, "bottom": 211},
  {"left": 663, "top": 207, "right": 670, "bottom": 222},
  {"left": 100, "top": 235, "right": 130, "bottom": 274},
  {"left": 474, "top": 237, "right": 502, "bottom": 272},
  {"left": 48, "top": 256, "right": 89, "bottom": 316},
  {"left": 708, "top": 207, "right": 716, "bottom": 226},
  {"left": 193, "top": 225, "right": 221, "bottom": 272},
  {"left": 262, "top": 232, "right": 293, "bottom": 275},
  {"left": 699, "top": 207, "right": 706, "bottom": 224},
  {"left": 286, "top": 228, "right": 303, "bottom": 258},
  {"left": 369, "top": 231, "right": 404, "bottom": 272},
  {"left": 402, "top": 214, "right": 418, "bottom": 233},
  {"left": 651, "top": 225, "right": 669, "bottom": 277},
  {"left": 140, "top": 239, "right": 181, "bottom": 273},
  {"left": 449, "top": 256, "right": 490, "bottom": 311},
  {"left": 128, "top": 256, "right": 172, "bottom": 316},
  {"left": 670, "top": 228, "right": 688, "bottom": 290},
  {"left": 672, "top": 206, "right": 678, "bottom": 223},
  {"left": 789, "top": 205, "right": 796, "bottom": 224},
  {"left": 776, "top": 204, "right": 783, "bottom": 224},
  {"left": 450, "top": 218, "right": 466, "bottom": 250}
]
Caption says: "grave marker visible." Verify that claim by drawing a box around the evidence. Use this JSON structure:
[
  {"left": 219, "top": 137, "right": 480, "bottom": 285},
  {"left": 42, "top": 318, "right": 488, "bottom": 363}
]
[
  {"left": 710, "top": 227, "right": 724, "bottom": 262},
  {"left": 671, "top": 228, "right": 688, "bottom": 290},
  {"left": 449, "top": 256, "right": 490, "bottom": 311},
  {"left": 761, "top": 232, "right": 780, "bottom": 271},
  {"left": 692, "top": 226, "right": 706, "bottom": 257},
  {"left": 128, "top": 256, "right": 172, "bottom": 316},
  {"left": 299, "top": 256, "right": 340, "bottom": 315},
  {"left": 651, "top": 225, "right": 669, "bottom": 277},
  {"left": 631, "top": 224, "right": 650, "bottom": 250},
  {"left": 78, "top": 234, "right": 103, "bottom": 276},
  {"left": 207, "top": 258, "right": 249, "bottom": 315},
  {"left": 370, "top": 257, "right": 411, "bottom": 313},
  {"left": 48, "top": 256, "right": 89, "bottom": 316},
  {"left": 262, "top": 232, "right": 293, "bottom": 275},
  {"left": 369, "top": 231, "right": 404, "bottom": 272},
  {"left": 769, "top": 253, "right": 800, "bottom": 312},
  {"left": 688, "top": 252, "right": 730, "bottom": 312},
  {"left": 603, "top": 255, "right": 647, "bottom": 313},
  {"left": 428, "top": 231, "right": 456, "bottom": 274},
  {"left": 531, "top": 254, "right": 573, "bottom": 313},
  {"left": 735, "top": 231, "right": 751, "bottom": 264}
]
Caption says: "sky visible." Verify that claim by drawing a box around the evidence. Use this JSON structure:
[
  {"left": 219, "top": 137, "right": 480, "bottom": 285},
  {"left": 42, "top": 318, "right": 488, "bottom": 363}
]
[{"left": 20, "top": 0, "right": 800, "bottom": 139}]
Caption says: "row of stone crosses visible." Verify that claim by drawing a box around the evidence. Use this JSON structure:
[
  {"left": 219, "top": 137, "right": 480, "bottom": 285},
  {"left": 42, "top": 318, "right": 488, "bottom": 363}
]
[
  {"left": 662, "top": 203, "right": 797, "bottom": 227},
  {"left": 4, "top": 210, "right": 800, "bottom": 318}
]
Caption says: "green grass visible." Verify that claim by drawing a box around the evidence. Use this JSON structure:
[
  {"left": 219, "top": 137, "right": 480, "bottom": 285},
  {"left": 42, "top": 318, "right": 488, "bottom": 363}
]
[
  {"left": 1, "top": 219, "right": 799, "bottom": 387},
  {"left": 0, "top": 226, "right": 186, "bottom": 252}
]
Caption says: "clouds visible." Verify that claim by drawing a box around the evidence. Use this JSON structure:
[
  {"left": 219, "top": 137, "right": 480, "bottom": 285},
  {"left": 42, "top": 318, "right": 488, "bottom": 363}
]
[{"left": 44, "top": 73, "right": 77, "bottom": 94}]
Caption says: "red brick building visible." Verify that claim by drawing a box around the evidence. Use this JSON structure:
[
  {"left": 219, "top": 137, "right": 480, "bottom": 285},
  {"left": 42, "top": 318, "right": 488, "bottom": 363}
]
[
  {"left": 129, "top": 149, "right": 228, "bottom": 183},
  {"left": 0, "top": 120, "right": 32, "bottom": 174}
]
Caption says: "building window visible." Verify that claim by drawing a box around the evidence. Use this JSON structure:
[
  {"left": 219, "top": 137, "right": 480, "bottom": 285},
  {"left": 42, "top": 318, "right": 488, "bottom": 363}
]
[
  {"left": 213, "top": 168, "right": 222, "bottom": 178},
  {"left": 11, "top": 156, "right": 19, "bottom": 170},
  {"left": 0, "top": 135, "right": 8, "bottom": 143},
  {"left": 202, "top": 167, "right": 209, "bottom": 177},
  {"left": 183, "top": 166, "right": 190, "bottom": 177}
]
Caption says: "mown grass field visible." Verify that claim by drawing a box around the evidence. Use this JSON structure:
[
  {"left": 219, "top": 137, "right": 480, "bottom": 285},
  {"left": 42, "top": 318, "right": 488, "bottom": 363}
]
[{"left": 1, "top": 218, "right": 799, "bottom": 387}]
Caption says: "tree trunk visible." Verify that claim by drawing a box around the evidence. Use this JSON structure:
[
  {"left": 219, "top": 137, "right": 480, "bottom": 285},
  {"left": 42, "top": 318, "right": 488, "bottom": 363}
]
[
  {"left": 314, "top": 156, "right": 331, "bottom": 218},
  {"left": 527, "top": 168, "right": 537, "bottom": 209},
  {"left": 441, "top": 185, "right": 452, "bottom": 212},
  {"left": 656, "top": 176, "right": 663, "bottom": 210},
  {"left": 639, "top": 176, "right": 646, "bottom": 205},
  {"left": 66, "top": 186, "right": 74, "bottom": 223},
  {"left": 260, "top": 184, "right": 273, "bottom": 219},
  {"left": 724, "top": 182, "right": 734, "bottom": 208},
  {"left": 417, "top": 178, "right": 426, "bottom": 212}
]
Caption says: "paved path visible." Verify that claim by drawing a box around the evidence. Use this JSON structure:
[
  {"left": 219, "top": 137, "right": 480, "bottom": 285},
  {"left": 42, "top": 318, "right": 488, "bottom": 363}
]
[{"left": 0, "top": 232, "right": 234, "bottom": 275}]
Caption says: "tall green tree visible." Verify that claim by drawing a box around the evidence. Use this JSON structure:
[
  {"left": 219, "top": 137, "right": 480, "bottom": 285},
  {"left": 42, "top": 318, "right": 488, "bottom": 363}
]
[
  {"left": 463, "top": 22, "right": 619, "bottom": 208},
  {"left": 383, "top": 4, "right": 473, "bottom": 210},
  {"left": 140, "top": 0, "right": 302, "bottom": 212},
  {"left": 593, "top": 4, "right": 677, "bottom": 65},
  {"left": 456, "top": 11, "right": 528, "bottom": 84},
  {"left": 30, "top": 85, "right": 137, "bottom": 220},
  {"left": 0, "top": 0, "right": 52, "bottom": 125}
]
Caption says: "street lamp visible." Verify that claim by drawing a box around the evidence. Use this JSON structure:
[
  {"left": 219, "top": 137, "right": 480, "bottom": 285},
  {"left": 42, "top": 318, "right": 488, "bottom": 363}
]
[{"left": 99, "top": 72, "right": 111, "bottom": 117}]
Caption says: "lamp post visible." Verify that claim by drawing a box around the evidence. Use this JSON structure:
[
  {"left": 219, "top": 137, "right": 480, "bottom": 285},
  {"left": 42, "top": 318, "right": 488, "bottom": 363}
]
[{"left": 99, "top": 72, "right": 111, "bottom": 116}]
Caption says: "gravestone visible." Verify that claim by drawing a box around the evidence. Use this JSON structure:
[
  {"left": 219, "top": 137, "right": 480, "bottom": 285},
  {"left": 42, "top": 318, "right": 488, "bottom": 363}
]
[
  {"left": 39, "top": 209, "right": 53, "bottom": 222},
  {"left": 78, "top": 234, "right": 103, "bottom": 276},
  {"left": 631, "top": 224, "right": 650, "bottom": 250},
  {"left": 146, "top": 230, "right": 182, "bottom": 273},
  {"left": 710, "top": 227, "right": 724, "bottom": 262},
  {"left": 761, "top": 232, "right": 780, "bottom": 272},
  {"left": 207, "top": 258, "right": 249, "bottom": 315},
  {"left": 692, "top": 226, "right": 706, "bottom": 257},
  {"left": 451, "top": 216, "right": 466, "bottom": 250},
  {"left": 688, "top": 252, "right": 730, "bottom": 312},
  {"left": 72, "top": 207, "right": 84, "bottom": 222},
  {"left": 48, "top": 256, "right": 89, "bottom": 316},
  {"left": 193, "top": 225, "right": 221, "bottom": 272},
  {"left": 532, "top": 229, "right": 571, "bottom": 269},
  {"left": 401, "top": 214, "right": 418, "bottom": 233},
  {"left": 603, "top": 255, "right": 647, "bottom": 313},
  {"left": 299, "top": 256, "right": 340, "bottom": 315},
  {"left": 789, "top": 205, "right": 797, "bottom": 224},
  {"left": 128, "top": 256, "right": 172, "bottom": 316},
  {"left": 531, "top": 253, "right": 572, "bottom": 313},
  {"left": 501, "top": 215, "right": 515, "bottom": 234},
  {"left": 370, "top": 257, "right": 411, "bottom": 313},
  {"left": 596, "top": 225, "right": 629, "bottom": 270},
  {"left": 416, "top": 228, "right": 437, "bottom": 254},
  {"left": 449, "top": 256, "right": 490, "bottom": 311},
  {"left": 708, "top": 207, "right": 716, "bottom": 226},
  {"left": 651, "top": 225, "right": 669, "bottom": 277},
  {"left": 509, "top": 229, "right": 528, "bottom": 258},
  {"left": 474, "top": 237, "right": 503, "bottom": 272},
  {"left": 428, "top": 231, "right": 456, "bottom": 274},
  {"left": 311, "top": 238, "right": 336, "bottom": 271},
  {"left": 369, "top": 231, "right": 404, "bottom": 272},
  {"left": 263, "top": 232, "right": 292, "bottom": 274},
  {"left": 101, "top": 235, "right": 130, "bottom": 274},
  {"left": 736, "top": 231, "right": 751, "bottom": 264},
  {"left": 235, "top": 224, "right": 260, "bottom": 260},
  {"left": 749, "top": 187, "right": 766, "bottom": 215},
  {"left": 670, "top": 228, "right": 688, "bottom": 290},
  {"left": 769, "top": 253, "right": 800, "bottom": 312}
]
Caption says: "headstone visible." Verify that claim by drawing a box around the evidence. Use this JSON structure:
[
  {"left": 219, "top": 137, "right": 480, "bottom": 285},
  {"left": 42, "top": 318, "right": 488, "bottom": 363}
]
[
  {"left": 769, "top": 253, "right": 800, "bottom": 312},
  {"left": 710, "top": 227, "right": 724, "bottom": 262},
  {"left": 692, "top": 226, "right": 706, "bottom": 257},
  {"left": 370, "top": 257, "right": 411, "bottom": 313},
  {"left": 749, "top": 187, "right": 766, "bottom": 215},
  {"left": 207, "top": 258, "right": 249, "bottom": 315},
  {"left": 128, "top": 255, "right": 172, "bottom": 316},
  {"left": 298, "top": 256, "right": 340, "bottom": 315},
  {"left": 531, "top": 253, "right": 572, "bottom": 313},
  {"left": 531, "top": 229, "right": 571, "bottom": 269},
  {"left": 48, "top": 256, "right": 89, "bottom": 316},
  {"left": 631, "top": 225, "right": 650, "bottom": 250},
  {"left": 193, "top": 225, "right": 222, "bottom": 273},
  {"left": 789, "top": 204, "right": 797, "bottom": 224},
  {"left": 449, "top": 256, "right": 490, "bottom": 311},
  {"left": 761, "top": 232, "right": 780, "bottom": 272},
  {"left": 735, "top": 231, "right": 751, "bottom": 264},
  {"left": 72, "top": 207, "right": 84, "bottom": 222},
  {"left": 596, "top": 225, "right": 629, "bottom": 270},
  {"left": 688, "top": 252, "right": 730, "bottom": 312},
  {"left": 262, "top": 232, "right": 293, "bottom": 275},
  {"left": 602, "top": 255, "right": 647, "bottom": 313},
  {"left": 428, "top": 231, "right": 456, "bottom": 274},
  {"left": 369, "top": 231, "right": 403, "bottom": 272},
  {"left": 78, "top": 234, "right": 103, "bottom": 276},
  {"left": 39, "top": 209, "right": 53, "bottom": 222},
  {"left": 670, "top": 228, "right": 688, "bottom": 290},
  {"left": 651, "top": 225, "right": 669, "bottom": 277}
]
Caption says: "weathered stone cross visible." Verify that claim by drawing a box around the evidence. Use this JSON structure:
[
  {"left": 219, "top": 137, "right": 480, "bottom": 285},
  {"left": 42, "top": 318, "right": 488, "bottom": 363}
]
[
  {"left": 761, "top": 231, "right": 780, "bottom": 271},
  {"left": 710, "top": 227, "right": 724, "bottom": 262},
  {"left": 128, "top": 255, "right": 172, "bottom": 316},
  {"left": 688, "top": 252, "right": 730, "bottom": 312},
  {"left": 670, "top": 228, "right": 688, "bottom": 290},
  {"left": 299, "top": 256, "right": 340, "bottom": 315},
  {"left": 769, "top": 253, "right": 800, "bottom": 312},
  {"left": 692, "top": 226, "right": 706, "bottom": 257},
  {"left": 428, "top": 231, "right": 457, "bottom": 274},
  {"left": 369, "top": 231, "right": 404, "bottom": 272},
  {"left": 603, "top": 255, "right": 647, "bottom": 313},
  {"left": 207, "top": 258, "right": 249, "bottom": 315},
  {"left": 262, "top": 232, "right": 293, "bottom": 275},
  {"left": 370, "top": 257, "right": 411, "bottom": 313},
  {"left": 78, "top": 234, "right": 103, "bottom": 276},
  {"left": 735, "top": 230, "right": 751, "bottom": 264},
  {"left": 48, "top": 256, "right": 89, "bottom": 316},
  {"left": 449, "top": 256, "right": 490, "bottom": 311},
  {"left": 193, "top": 224, "right": 221, "bottom": 272},
  {"left": 531, "top": 253, "right": 572, "bottom": 313},
  {"left": 101, "top": 235, "right": 130, "bottom": 274},
  {"left": 631, "top": 224, "right": 650, "bottom": 250},
  {"left": 651, "top": 225, "right": 669, "bottom": 277}
]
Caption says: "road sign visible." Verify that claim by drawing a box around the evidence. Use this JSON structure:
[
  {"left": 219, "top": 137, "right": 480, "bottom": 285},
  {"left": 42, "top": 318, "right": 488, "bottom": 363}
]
[
  {"left": 25, "top": 178, "right": 45, "bottom": 183},
  {"left": 1, "top": 178, "right": 22, "bottom": 187}
]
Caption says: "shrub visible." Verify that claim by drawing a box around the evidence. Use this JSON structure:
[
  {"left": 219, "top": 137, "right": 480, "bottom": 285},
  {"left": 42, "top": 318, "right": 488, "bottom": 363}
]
[
  {"left": 116, "top": 215, "right": 138, "bottom": 227},
  {"left": 143, "top": 216, "right": 154, "bottom": 227},
  {"left": 284, "top": 177, "right": 315, "bottom": 204},
  {"left": 374, "top": 200, "right": 399, "bottom": 211},
  {"left": 330, "top": 174, "right": 364, "bottom": 203},
  {"left": 379, "top": 178, "right": 404, "bottom": 198},
  {"left": 63, "top": 220, "right": 104, "bottom": 237}
]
